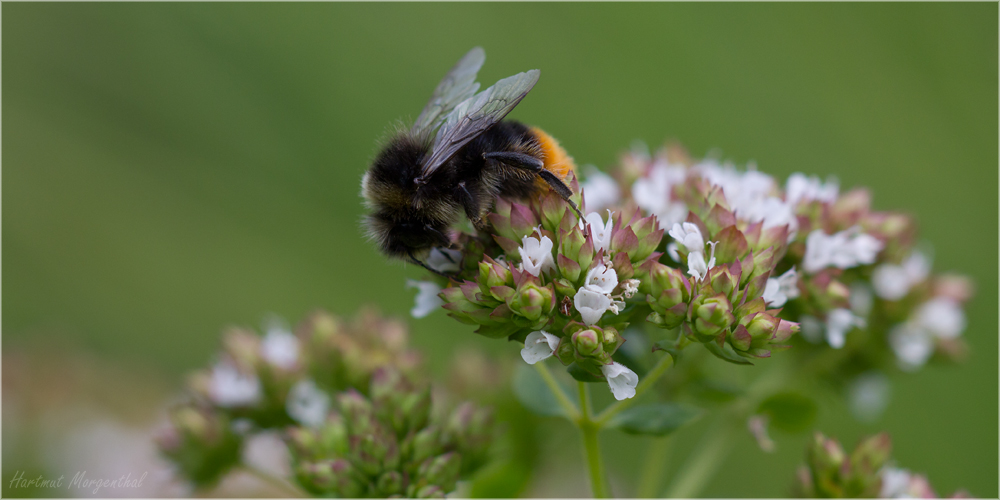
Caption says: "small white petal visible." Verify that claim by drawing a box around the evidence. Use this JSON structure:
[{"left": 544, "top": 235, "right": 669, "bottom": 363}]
[
  {"left": 407, "top": 280, "right": 444, "bottom": 318},
  {"left": 286, "top": 379, "right": 331, "bottom": 428},
  {"left": 889, "top": 323, "right": 934, "bottom": 371},
  {"left": 762, "top": 278, "right": 787, "bottom": 308},
  {"left": 668, "top": 222, "right": 705, "bottom": 254},
  {"left": 825, "top": 309, "right": 865, "bottom": 349},
  {"left": 666, "top": 242, "right": 681, "bottom": 262},
  {"left": 584, "top": 262, "right": 619, "bottom": 295},
  {"left": 520, "top": 331, "right": 561, "bottom": 364},
  {"left": 916, "top": 297, "right": 965, "bottom": 339},
  {"left": 848, "top": 372, "right": 891, "bottom": 423},
  {"left": 209, "top": 362, "right": 262, "bottom": 408},
  {"left": 584, "top": 212, "right": 614, "bottom": 253},
  {"left": 518, "top": 234, "right": 555, "bottom": 277},
  {"left": 872, "top": 264, "right": 912, "bottom": 300},
  {"left": 581, "top": 167, "right": 620, "bottom": 213},
  {"left": 687, "top": 251, "right": 708, "bottom": 281},
  {"left": 427, "top": 247, "right": 462, "bottom": 273},
  {"left": 601, "top": 362, "right": 638, "bottom": 401},
  {"left": 903, "top": 250, "right": 931, "bottom": 284},
  {"left": 880, "top": 467, "right": 913, "bottom": 498},
  {"left": 574, "top": 287, "right": 612, "bottom": 325},
  {"left": 260, "top": 322, "right": 300, "bottom": 370}
]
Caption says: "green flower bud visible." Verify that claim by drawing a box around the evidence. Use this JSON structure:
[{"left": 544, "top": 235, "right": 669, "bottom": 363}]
[
  {"left": 377, "top": 471, "right": 404, "bottom": 496},
  {"left": 850, "top": 433, "right": 892, "bottom": 474},
  {"left": 559, "top": 225, "right": 587, "bottom": 263},
  {"left": 409, "top": 425, "right": 443, "bottom": 465},
  {"left": 745, "top": 312, "right": 780, "bottom": 341},
  {"left": 507, "top": 283, "right": 553, "bottom": 322},
  {"left": 418, "top": 452, "right": 461, "bottom": 493},
  {"left": 572, "top": 329, "right": 603, "bottom": 357},
  {"left": 692, "top": 294, "right": 735, "bottom": 340}
]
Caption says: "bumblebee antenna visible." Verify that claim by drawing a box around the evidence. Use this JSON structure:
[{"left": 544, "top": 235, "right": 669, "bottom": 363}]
[{"left": 407, "top": 251, "right": 452, "bottom": 279}]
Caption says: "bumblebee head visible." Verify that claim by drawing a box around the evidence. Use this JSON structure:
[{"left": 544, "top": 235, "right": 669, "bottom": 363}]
[
  {"left": 361, "top": 134, "right": 457, "bottom": 259},
  {"left": 363, "top": 210, "right": 452, "bottom": 258}
]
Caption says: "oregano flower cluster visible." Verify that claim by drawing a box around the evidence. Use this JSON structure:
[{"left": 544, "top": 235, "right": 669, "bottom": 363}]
[{"left": 155, "top": 310, "right": 493, "bottom": 497}]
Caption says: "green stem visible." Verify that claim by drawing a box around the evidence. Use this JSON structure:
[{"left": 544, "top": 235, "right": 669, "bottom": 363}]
[
  {"left": 241, "top": 463, "right": 307, "bottom": 497},
  {"left": 662, "top": 415, "right": 736, "bottom": 498},
  {"left": 578, "top": 381, "right": 612, "bottom": 498},
  {"left": 636, "top": 435, "right": 673, "bottom": 498},
  {"left": 534, "top": 361, "right": 580, "bottom": 420},
  {"left": 596, "top": 353, "right": 674, "bottom": 425}
]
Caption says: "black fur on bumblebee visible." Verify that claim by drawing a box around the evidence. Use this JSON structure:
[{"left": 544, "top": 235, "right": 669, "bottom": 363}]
[{"left": 361, "top": 47, "right": 581, "bottom": 271}]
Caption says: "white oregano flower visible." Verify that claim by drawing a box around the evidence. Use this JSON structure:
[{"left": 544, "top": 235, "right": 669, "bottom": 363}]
[
  {"left": 518, "top": 233, "right": 555, "bottom": 277},
  {"left": 286, "top": 379, "right": 330, "bottom": 428},
  {"left": 632, "top": 161, "right": 688, "bottom": 229},
  {"left": 848, "top": 372, "right": 891, "bottom": 423},
  {"left": 669, "top": 222, "right": 716, "bottom": 281},
  {"left": 915, "top": 297, "right": 966, "bottom": 340},
  {"left": 762, "top": 267, "right": 800, "bottom": 307},
  {"left": 520, "top": 331, "right": 561, "bottom": 365},
  {"left": 574, "top": 287, "right": 613, "bottom": 326},
  {"left": 825, "top": 308, "right": 866, "bottom": 349},
  {"left": 668, "top": 222, "right": 705, "bottom": 253},
  {"left": 785, "top": 173, "right": 839, "bottom": 205},
  {"left": 209, "top": 361, "right": 262, "bottom": 408},
  {"left": 584, "top": 262, "right": 618, "bottom": 294},
  {"left": 880, "top": 466, "right": 914, "bottom": 498},
  {"left": 601, "top": 362, "right": 638, "bottom": 401},
  {"left": 260, "top": 318, "right": 299, "bottom": 370},
  {"left": 686, "top": 241, "right": 717, "bottom": 282},
  {"left": 803, "top": 227, "right": 883, "bottom": 273},
  {"left": 871, "top": 248, "right": 929, "bottom": 300},
  {"left": 406, "top": 280, "right": 443, "bottom": 318},
  {"left": 426, "top": 247, "right": 462, "bottom": 273},
  {"left": 580, "top": 167, "right": 620, "bottom": 213},
  {"left": 889, "top": 323, "right": 934, "bottom": 371},
  {"left": 581, "top": 211, "right": 614, "bottom": 254}
]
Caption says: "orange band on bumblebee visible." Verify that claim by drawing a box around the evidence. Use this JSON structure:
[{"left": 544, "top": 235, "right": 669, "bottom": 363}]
[{"left": 529, "top": 127, "right": 577, "bottom": 185}]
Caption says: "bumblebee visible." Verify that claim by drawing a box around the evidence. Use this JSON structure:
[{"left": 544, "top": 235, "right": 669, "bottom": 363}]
[{"left": 361, "top": 47, "right": 580, "bottom": 272}]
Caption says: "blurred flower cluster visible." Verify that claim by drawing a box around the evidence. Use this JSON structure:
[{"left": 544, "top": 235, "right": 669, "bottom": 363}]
[
  {"left": 794, "top": 432, "right": 968, "bottom": 498},
  {"left": 156, "top": 309, "right": 493, "bottom": 497}
]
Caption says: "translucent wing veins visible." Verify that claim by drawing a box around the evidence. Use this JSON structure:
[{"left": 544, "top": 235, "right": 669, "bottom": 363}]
[
  {"left": 419, "top": 69, "right": 540, "bottom": 177},
  {"left": 410, "top": 47, "right": 486, "bottom": 137}
]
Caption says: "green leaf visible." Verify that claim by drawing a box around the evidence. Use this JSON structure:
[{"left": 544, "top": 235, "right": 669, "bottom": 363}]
[
  {"left": 703, "top": 340, "right": 754, "bottom": 365},
  {"left": 651, "top": 339, "right": 683, "bottom": 362},
  {"left": 757, "top": 392, "right": 818, "bottom": 433},
  {"left": 607, "top": 403, "right": 703, "bottom": 436},
  {"left": 512, "top": 364, "right": 577, "bottom": 417}
]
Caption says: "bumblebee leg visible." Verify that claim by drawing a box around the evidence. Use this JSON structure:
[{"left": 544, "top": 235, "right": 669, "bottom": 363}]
[{"left": 482, "top": 151, "right": 583, "bottom": 219}]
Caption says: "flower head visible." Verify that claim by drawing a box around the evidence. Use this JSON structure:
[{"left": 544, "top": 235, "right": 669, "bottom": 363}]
[
  {"left": 825, "top": 309, "right": 865, "bottom": 349},
  {"left": 582, "top": 211, "right": 615, "bottom": 253},
  {"left": 786, "top": 173, "right": 839, "bottom": 205},
  {"left": 427, "top": 247, "right": 462, "bottom": 274}
]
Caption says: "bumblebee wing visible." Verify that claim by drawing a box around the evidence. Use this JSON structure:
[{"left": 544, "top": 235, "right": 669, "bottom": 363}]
[
  {"left": 419, "top": 69, "right": 540, "bottom": 177},
  {"left": 410, "top": 47, "right": 486, "bottom": 137}
]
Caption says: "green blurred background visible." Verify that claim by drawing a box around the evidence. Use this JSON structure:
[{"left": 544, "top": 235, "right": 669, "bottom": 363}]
[{"left": 4, "top": 3, "right": 996, "bottom": 497}]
